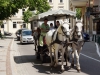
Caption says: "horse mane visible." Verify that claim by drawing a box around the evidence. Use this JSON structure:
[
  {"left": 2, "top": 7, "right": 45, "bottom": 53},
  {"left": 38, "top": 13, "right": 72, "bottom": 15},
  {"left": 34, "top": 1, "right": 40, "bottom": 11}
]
[
  {"left": 69, "top": 28, "right": 75, "bottom": 40},
  {"left": 37, "top": 27, "right": 41, "bottom": 33}
]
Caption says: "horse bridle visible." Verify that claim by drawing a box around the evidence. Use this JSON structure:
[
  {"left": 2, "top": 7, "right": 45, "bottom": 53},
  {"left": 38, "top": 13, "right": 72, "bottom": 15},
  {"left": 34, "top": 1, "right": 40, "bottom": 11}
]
[
  {"left": 60, "top": 26, "right": 70, "bottom": 38},
  {"left": 72, "top": 26, "right": 84, "bottom": 42}
]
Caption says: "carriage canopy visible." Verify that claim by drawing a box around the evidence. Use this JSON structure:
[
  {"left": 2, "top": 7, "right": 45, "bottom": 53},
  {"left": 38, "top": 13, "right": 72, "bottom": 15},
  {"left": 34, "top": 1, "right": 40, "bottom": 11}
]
[{"left": 29, "top": 9, "right": 76, "bottom": 21}]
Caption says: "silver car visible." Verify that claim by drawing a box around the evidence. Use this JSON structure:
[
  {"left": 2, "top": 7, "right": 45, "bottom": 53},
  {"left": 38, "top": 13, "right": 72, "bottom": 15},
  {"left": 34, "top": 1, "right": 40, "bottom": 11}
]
[
  {"left": 15, "top": 28, "right": 28, "bottom": 40},
  {"left": 20, "top": 29, "right": 34, "bottom": 44}
]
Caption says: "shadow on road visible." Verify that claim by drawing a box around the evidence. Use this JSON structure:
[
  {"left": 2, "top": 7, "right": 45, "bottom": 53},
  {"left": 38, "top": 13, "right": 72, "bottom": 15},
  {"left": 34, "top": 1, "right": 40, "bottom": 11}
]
[
  {"left": 16, "top": 42, "right": 34, "bottom": 45},
  {"left": 0, "top": 46, "right": 4, "bottom": 48},
  {"left": 14, "top": 55, "right": 36, "bottom": 64},
  {"left": 14, "top": 55, "right": 73, "bottom": 74}
]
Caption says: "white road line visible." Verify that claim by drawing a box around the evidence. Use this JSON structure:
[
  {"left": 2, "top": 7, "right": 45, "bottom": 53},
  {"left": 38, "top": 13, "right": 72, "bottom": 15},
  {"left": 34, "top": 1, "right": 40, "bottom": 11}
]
[
  {"left": 95, "top": 43, "right": 100, "bottom": 57},
  {"left": 81, "top": 53, "right": 100, "bottom": 63}
]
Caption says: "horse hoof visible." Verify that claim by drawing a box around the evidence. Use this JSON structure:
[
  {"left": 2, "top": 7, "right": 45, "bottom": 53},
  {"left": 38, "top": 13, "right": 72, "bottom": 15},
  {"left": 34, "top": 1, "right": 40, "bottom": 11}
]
[
  {"left": 71, "top": 64, "right": 74, "bottom": 67},
  {"left": 77, "top": 69, "right": 81, "bottom": 73},
  {"left": 67, "top": 66, "right": 71, "bottom": 70},
  {"left": 50, "top": 64, "right": 53, "bottom": 67},
  {"left": 61, "top": 68, "right": 65, "bottom": 72}
]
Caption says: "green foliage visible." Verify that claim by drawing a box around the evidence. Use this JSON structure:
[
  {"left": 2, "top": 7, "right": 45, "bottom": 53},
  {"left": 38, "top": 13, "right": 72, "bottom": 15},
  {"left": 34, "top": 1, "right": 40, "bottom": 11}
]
[
  {"left": 76, "top": 8, "right": 82, "bottom": 19},
  {"left": 27, "top": 0, "right": 51, "bottom": 14},
  {"left": 0, "top": 0, "right": 50, "bottom": 20},
  {"left": 0, "top": 20, "right": 3, "bottom": 26},
  {"left": 23, "top": 10, "right": 33, "bottom": 23}
]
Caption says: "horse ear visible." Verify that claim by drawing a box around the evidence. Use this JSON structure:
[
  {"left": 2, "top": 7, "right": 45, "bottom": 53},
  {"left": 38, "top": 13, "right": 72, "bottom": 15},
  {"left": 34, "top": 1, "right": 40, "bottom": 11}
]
[
  {"left": 60, "top": 21, "right": 63, "bottom": 26},
  {"left": 81, "top": 18, "right": 83, "bottom": 22}
]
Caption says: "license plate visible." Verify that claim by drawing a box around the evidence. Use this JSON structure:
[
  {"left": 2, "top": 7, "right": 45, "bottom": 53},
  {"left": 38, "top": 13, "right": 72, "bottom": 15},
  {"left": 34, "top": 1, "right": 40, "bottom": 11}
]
[{"left": 28, "top": 40, "right": 33, "bottom": 42}]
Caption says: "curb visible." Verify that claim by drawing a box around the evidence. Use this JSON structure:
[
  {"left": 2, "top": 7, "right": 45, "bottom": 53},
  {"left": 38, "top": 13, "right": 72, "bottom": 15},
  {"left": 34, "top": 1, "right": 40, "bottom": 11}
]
[{"left": 6, "top": 38, "right": 13, "bottom": 75}]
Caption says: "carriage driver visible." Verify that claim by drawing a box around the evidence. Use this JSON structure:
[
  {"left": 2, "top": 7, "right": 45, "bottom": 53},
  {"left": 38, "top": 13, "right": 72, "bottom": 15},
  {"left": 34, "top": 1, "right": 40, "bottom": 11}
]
[{"left": 39, "top": 18, "right": 50, "bottom": 46}]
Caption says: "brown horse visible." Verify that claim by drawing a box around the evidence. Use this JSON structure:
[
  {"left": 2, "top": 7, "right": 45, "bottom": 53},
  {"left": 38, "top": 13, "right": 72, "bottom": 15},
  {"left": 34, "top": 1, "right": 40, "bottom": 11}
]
[{"left": 33, "top": 27, "right": 41, "bottom": 51}]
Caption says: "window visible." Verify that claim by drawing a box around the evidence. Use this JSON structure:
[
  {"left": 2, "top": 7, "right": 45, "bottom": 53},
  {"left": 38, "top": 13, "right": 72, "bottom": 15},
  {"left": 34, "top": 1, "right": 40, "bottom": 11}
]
[
  {"left": 22, "top": 9, "right": 25, "bottom": 15},
  {"left": 23, "top": 23, "right": 26, "bottom": 28},
  {"left": 49, "top": 0, "right": 52, "bottom": 2},
  {"left": 22, "top": 31, "right": 32, "bottom": 36},
  {"left": 60, "top": 0, "right": 63, "bottom": 3},
  {"left": 13, "top": 22, "right": 17, "bottom": 28},
  {"left": 1, "top": 24, "right": 4, "bottom": 28}
]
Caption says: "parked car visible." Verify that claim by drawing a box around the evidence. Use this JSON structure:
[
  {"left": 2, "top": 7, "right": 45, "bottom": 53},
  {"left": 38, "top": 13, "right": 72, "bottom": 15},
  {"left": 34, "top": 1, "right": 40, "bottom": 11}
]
[
  {"left": 15, "top": 28, "right": 27, "bottom": 40},
  {"left": 4, "top": 31, "right": 12, "bottom": 36},
  {"left": 83, "top": 32, "right": 90, "bottom": 41},
  {"left": 20, "top": 29, "right": 34, "bottom": 44}
]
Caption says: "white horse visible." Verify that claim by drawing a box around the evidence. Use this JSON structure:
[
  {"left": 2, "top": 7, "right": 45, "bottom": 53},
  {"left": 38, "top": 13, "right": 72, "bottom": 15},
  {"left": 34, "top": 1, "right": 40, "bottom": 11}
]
[
  {"left": 66, "top": 20, "right": 84, "bottom": 72},
  {"left": 45, "top": 19, "right": 71, "bottom": 71}
]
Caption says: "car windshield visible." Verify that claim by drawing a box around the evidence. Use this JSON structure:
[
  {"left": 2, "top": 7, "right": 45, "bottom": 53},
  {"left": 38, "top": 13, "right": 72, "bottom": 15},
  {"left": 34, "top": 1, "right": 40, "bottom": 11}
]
[{"left": 22, "top": 31, "right": 32, "bottom": 36}]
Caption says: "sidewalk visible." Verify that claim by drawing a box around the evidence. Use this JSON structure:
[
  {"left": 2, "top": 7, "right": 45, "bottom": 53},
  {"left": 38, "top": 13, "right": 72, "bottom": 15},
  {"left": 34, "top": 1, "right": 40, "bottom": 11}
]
[{"left": 0, "top": 36, "right": 13, "bottom": 75}]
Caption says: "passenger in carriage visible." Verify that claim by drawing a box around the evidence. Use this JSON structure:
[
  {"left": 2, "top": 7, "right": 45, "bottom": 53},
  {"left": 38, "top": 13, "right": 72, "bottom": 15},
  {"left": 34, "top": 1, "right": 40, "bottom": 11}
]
[
  {"left": 50, "top": 23, "right": 54, "bottom": 30},
  {"left": 55, "top": 21, "right": 60, "bottom": 29},
  {"left": 39, "top": 18, "right": 50, "bottom": 46}
]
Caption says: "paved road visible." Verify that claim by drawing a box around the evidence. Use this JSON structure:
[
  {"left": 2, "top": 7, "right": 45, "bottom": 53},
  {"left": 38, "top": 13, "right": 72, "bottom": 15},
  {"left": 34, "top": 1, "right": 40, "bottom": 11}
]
[{"left": 11, "top": 38, "right": 100, "bottom": 75}]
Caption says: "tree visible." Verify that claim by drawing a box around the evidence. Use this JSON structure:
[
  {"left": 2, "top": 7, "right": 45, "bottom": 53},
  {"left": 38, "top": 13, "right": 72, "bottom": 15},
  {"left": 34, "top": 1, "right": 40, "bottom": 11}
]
[
  {"left": 0, "top": 0, "right": 50, "bottom": 20},
  {"left": 22, "top": 10, "right": 33, "bottom": 28},
  {"left": 76, "top": 8, "right": 82, "bottom": 19},
  {"left": 28, "top": 0, "right": 51, "bottom": 14},
  {"left": 0, "top": 20, "right": 3, "bottom": 26}
]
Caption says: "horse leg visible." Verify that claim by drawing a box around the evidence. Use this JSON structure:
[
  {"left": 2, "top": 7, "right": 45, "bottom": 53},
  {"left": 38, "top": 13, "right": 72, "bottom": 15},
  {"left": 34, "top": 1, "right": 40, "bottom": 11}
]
[
  {"left": 76, "top": 46, "right": 82, "bottom": 72},
  {"left": 49, "top": 47, "right": 54, "bottom": 67},
  {"left": 74, "top": 49, "right": 81, "bottom": 72},
  {"left": 65, "top": 47, "right": 70, "bottom": 69},
  {"left": 34, "top": 40, "right": 37, "bottom": 51},
  {"left": 61, "top": 48, "right": 65, "bottom": 71},
  {"left": 54, "top": 46, "right": 58, "bottom": 67},
  {"left": 65, "top": 47, "right": 68, "bottom": 65},
  {"left": 71, "top": 51, "right": 74, "bottom": 67},
  {"left": 71, "top": 44, "right": 76, "bottom": 67}
]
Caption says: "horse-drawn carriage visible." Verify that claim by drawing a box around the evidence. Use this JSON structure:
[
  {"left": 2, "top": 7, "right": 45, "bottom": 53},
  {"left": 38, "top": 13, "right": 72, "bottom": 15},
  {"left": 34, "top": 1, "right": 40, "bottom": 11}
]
[
  {"left": 30, "top": 9, "right": 76, "bottom": 62},
  {"left": 30, "top": 9, "right": 89, "bottom": 72}
]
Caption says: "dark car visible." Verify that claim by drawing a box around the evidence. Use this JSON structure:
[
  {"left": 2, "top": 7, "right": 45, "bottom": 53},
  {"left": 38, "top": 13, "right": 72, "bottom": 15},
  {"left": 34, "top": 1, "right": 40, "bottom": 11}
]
[
  {"left": 4, "top": 31, "right": 12, "bottom": 36},
  {"left": 83, "top": 32, "right": 90, "bottom": 41},
  {"left": 15, "top": 28, "right": 28, "bottom": 40}
]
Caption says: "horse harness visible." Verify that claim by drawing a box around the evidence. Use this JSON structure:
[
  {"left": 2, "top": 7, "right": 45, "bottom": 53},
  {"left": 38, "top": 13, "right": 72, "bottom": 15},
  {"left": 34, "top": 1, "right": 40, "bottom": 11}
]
[
  {"left": 50, "top": 28, "right": 69, "bottom": 48},
  {"left": 70, "top": 28, "right": 84, "bottom": 47}
]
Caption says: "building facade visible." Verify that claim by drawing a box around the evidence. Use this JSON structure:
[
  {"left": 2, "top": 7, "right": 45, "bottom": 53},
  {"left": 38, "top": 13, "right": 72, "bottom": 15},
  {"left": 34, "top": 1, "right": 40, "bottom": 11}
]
[
  {"left": 1, "top": 8, "right": 31, "bottom": 34},
  {"left": 48, "top": 0, "right": 70, "bottom": 10}
]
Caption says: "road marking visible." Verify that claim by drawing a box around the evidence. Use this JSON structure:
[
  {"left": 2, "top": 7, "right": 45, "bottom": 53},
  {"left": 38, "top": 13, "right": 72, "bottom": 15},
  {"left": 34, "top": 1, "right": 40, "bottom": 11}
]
[
  {"left": 95, "top": 43, "right": 100, "bottom": 57},
  {"left": 81, "top": 53, "right": 100, "bottom": 63}
]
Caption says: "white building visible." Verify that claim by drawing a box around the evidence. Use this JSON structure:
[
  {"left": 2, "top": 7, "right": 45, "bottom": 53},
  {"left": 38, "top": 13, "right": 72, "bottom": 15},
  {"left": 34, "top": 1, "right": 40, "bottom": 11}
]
[
  {"left": 1, "top": 8, "right": 31, "bottom": 34},
  {"left": 48, "top": 0, "right": 70, "bottom": 10}
]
